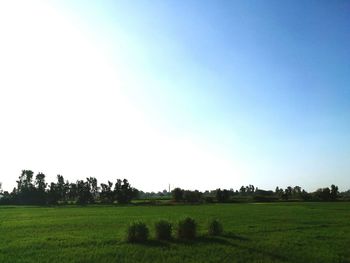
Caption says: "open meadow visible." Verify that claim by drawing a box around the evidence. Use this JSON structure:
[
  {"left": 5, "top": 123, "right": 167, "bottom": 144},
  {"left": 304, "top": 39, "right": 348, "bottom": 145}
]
[{"left": 0, "top": 202, "right": 349, "bottom": 263}]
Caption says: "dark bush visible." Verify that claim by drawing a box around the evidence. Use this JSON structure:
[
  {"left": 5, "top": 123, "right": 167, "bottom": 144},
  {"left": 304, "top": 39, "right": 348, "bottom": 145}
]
[
  {"left": 177, "top": 217, "right": 197, "bottom": 240},
  {"left": 155, "top": 220, "right": 172, "bottom": 240},
  {"left": 126, "top": 221, "right": 149, "bottom": 242},
  {"left": 204, "top": 196, "right": 214, "bottom": 203},
  {"left": 208, "top": 219, "right": 223, "bottom": 236}
]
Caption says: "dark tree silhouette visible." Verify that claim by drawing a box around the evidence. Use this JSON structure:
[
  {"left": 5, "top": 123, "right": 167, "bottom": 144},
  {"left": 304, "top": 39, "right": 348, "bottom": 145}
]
[
  {"left": 315, "top": 187, "right": 331, "bottom": 201},
  {"left": 1, "top": 169, "right": 346, "bottom": 205},
  {"left": 183, "top": 190, "right": 202, "bottom": 203},
  {"left": 68, "top": 182, "right": 78, "bottom": 201},
  {"left": 172, "top": 188, "right": 184, "bottom": 202},
  {"left": 35, "top": 173, "right": 47, "bottom": 191},
  {"left": 216, "top": 189, "right": 230, "bottom": 203},
  {"left": 76, "top": 180, "right": 94, "bottom": 205},
  {"left": 16, "top": 170, "right": 35, "bottom": 204},
  {"left": 86, "top": 177, "right": 98, "bottom": 203},
  {"left": 330, "top": 184, "right": 339, "bottom": 201},
  {"left": 114, "top": 179, "right": 137, "bottom": 204},
  {"left": 34, "top": 172, "right": 47, "bottom": 205},
  {"left": 100, "top": 181, "right": 114, "bottom": 203},
  {"left": 47, "top": 182, "right": 59, "bottom": 205}
]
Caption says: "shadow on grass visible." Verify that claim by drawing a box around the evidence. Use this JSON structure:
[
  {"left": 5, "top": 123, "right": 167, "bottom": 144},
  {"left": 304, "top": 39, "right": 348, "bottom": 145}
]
[
  {"left": 121, "top": 234, "right": 289, "bottom": 262},
  {"left": 123, "top": 235, "right": 234, "bottom": 247},
  {"left": 171, "top": 235, "right": 233, "bottom": 246},
  {"left": 123, "top": 239, "right": 171, "bottom": 248},
  {"left": 222, "top": 232, "right": 250, "bottom": 241}
]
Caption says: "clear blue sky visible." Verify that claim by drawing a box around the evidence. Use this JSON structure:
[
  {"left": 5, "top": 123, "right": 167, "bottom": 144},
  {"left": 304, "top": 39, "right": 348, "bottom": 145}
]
[{"left": 0, "top": 0, "right": 349, "bottom": 191}]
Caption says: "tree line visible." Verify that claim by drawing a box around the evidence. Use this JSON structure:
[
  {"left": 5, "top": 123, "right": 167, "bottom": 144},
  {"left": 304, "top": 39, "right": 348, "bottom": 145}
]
[
  {"left": 0, "top": 170, "right": 138, "bottom": 205},
  {"left": 0, "top": 170, "right": 349, "bottom": 205},
  {"left": 171, "top": 184, "right": 346, "bottom": 203}
]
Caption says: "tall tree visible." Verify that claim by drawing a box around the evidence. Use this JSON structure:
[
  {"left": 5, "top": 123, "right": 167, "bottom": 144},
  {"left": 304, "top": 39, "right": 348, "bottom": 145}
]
[
  {"left": 34, "top": 172, "right": 47, "bottom": 204},
  {"left": 16, "top": 170, "right": 35, "bottom": 204},
  {"left": 114, "top": 179, "right": 137, "bottom": 204},
  {"left": 56, "top": 175, "right": 67, "bottom": 201},
  {"left": 17, "top": 170, "right": 34, "bottom": 192},
  {"left": 68, "top": 182, "right": 78, "bottom": 202},
  {"left": 47, "top": 182, "right": 59, "bottom": 205},
  {"left": 330, "top": 185, "right": 339, "bottom": 201},
  {"left": 100, "top": 181, "right": 114, "bottom": 203},
  {"left": 76, "top": 180, "right": 93, "bottom": 205},
  {"left": 87, "top": 177, "right": 98, "bottom": 203},
  {"left": 35, "top": 172, "right": 47, "bottom": 191}
]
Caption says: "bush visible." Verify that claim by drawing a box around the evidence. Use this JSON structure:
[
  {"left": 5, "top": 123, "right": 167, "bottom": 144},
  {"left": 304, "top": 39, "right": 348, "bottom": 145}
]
[
  {"left": 177, "top": 217, "right": 197, "bottom": 240},
  {"left": 155, "top": 220, "right": 172, "bottom": 240},
  {"left": 126, "top": 221, "right": 149, "bottom": 242},
  {"left": 208, "top": 219, "right": 223, "bottom": 236}
]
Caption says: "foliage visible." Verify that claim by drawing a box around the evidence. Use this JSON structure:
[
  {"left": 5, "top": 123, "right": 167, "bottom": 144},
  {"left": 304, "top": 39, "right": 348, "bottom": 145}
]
[
  {"left": 76, "top": 180, "right": 94, "bottom": 205},
  {"left": 154, "top": 220, "right": 172, "bottom": 240},
  {"left": 177, "top": 217, "right": 197, "bottom": 240},
  {"left": 183, "top": 190, "right": 202, "bottom": 203},
  {"left": 114, "top": 179, "right": 138, "bottom": 204},
  {"left": 172, "top": 188, "right": 184, "bottom": 202},
  {"left": 208, "top": 219, "right": 223, "bottom": 236},
  {"left": 1, "top": 171, "right": 139, "bottom": 205},
  {"left": 1, "top": 170, "right": 347, "bottom": 205},
  {"left": 216, "top": 188, "right": 231, "bottom": 202},
  {"left": 126, "top": 221, "right": 149, "bottom": 243},
  {"left": 100, "top": 181, "right": 114, "bottom": 203}
]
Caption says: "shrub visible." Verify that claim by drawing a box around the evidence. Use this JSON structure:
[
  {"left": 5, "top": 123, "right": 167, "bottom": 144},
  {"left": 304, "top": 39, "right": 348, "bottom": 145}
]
[
  {"left": 177, "top": 217, "right": 197, "bottom": 240},
  {"left": 126, "top": 221, "right": 149, "bottom": 242},
  {"left": 208, "top": 219, "right": 223, "bottom": 236},
  {"left": 155, "top": 220, "right": 172, "bottom": 240}
]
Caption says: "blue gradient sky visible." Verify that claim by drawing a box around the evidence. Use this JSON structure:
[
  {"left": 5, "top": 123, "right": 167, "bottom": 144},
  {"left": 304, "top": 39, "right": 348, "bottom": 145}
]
[{"left": 0, "top": 0, "right": 349, "bottom": 191}]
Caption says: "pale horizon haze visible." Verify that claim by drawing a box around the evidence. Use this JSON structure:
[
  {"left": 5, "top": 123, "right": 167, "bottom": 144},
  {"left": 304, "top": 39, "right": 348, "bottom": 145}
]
[{"left": 0, "top": 0, "right": 349, "bottom": 192}]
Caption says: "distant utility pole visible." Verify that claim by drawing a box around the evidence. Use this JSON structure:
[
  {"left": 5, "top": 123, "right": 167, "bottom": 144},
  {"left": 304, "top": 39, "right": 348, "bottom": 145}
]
[{"left": 168, "top": 184, "right": 171, "bottom": 193}]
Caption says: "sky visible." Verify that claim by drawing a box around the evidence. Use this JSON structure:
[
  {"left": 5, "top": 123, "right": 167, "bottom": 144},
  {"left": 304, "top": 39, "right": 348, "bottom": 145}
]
[{"left": 0, "top": 0, "right": 349, "bottom": 192}]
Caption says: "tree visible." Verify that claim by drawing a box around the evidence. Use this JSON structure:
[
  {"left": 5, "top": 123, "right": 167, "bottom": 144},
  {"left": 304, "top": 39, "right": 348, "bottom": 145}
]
[
  {"left": 183, "top": 190, "right": 202, "bottom": 203},
  {"left": 282, "top": 186, "right": 293, "bottom": 200},
  {"left": 100, "top": 181, "right": 114, "bottom": 203},
  {"left": 87, "top": 177, "right": 98, "bottom": 203},
  {"left": 16, "top": 170, "right": 35, "bottom": 204},
  {"left": 76, "top": 180, "right": 94, "bottom": 205},
  {"left": 172, "top": 188, "right": 184, "bottom": 202},
  {"left": 56, "top": 175, "right": 68, "bottom": 202},
  {"left": 330, "top": 184, "right": 339, "bottom": 201},
  {"left": 216, "top": 189, "right": 230, "bottom": 203},
  {"left": 114, "top": 179, "right": 136, "bottom": 204},
  {"left": 247, "top": 185, "right": 255, "bottom": 193},
  {"left": 68, "top": 182, "right": 78, "bottom": 202},
  {"left": 35, "top": 172, "right": 47, "bottom": 191},
  {"left": 17, "top": 170, "right": 34, "bottom": 193},
  {"left": 293, "top": 186, "right": 302, "bottom": 198},
  {"left": 300, "top": 189, "right": 311, "bottom": 201},
  {"left": 315, "top": 187, "right": 331, "bottom": 201},
  {"left": 0, "top": 191, "right": 16, "bottom": 205},
  {"left": 275, "top": 187, "right": 284, "bottom": 199},
  {"left": 47, "top": 182, "right": 60, "bottom": 205},
  {"left": 34, "top": 172, "right": 47, "bottom": 205}
]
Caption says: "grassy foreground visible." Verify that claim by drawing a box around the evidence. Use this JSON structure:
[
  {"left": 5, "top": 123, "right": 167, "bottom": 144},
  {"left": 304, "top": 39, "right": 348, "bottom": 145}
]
[{"left": 0, "top": 202, "right": 349, "bottom": 263}]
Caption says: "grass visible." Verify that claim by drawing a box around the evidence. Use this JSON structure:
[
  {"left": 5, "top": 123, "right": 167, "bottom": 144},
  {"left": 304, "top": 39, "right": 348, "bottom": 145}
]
[{"left": 0, "top": 202, "right": 349, "bottom": 262}]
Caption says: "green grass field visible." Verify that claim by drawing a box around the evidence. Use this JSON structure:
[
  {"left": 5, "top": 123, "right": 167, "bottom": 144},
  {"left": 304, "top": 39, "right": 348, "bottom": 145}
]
[{"left": 1, "top": 202, "right": 349, "bottom": 263}]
